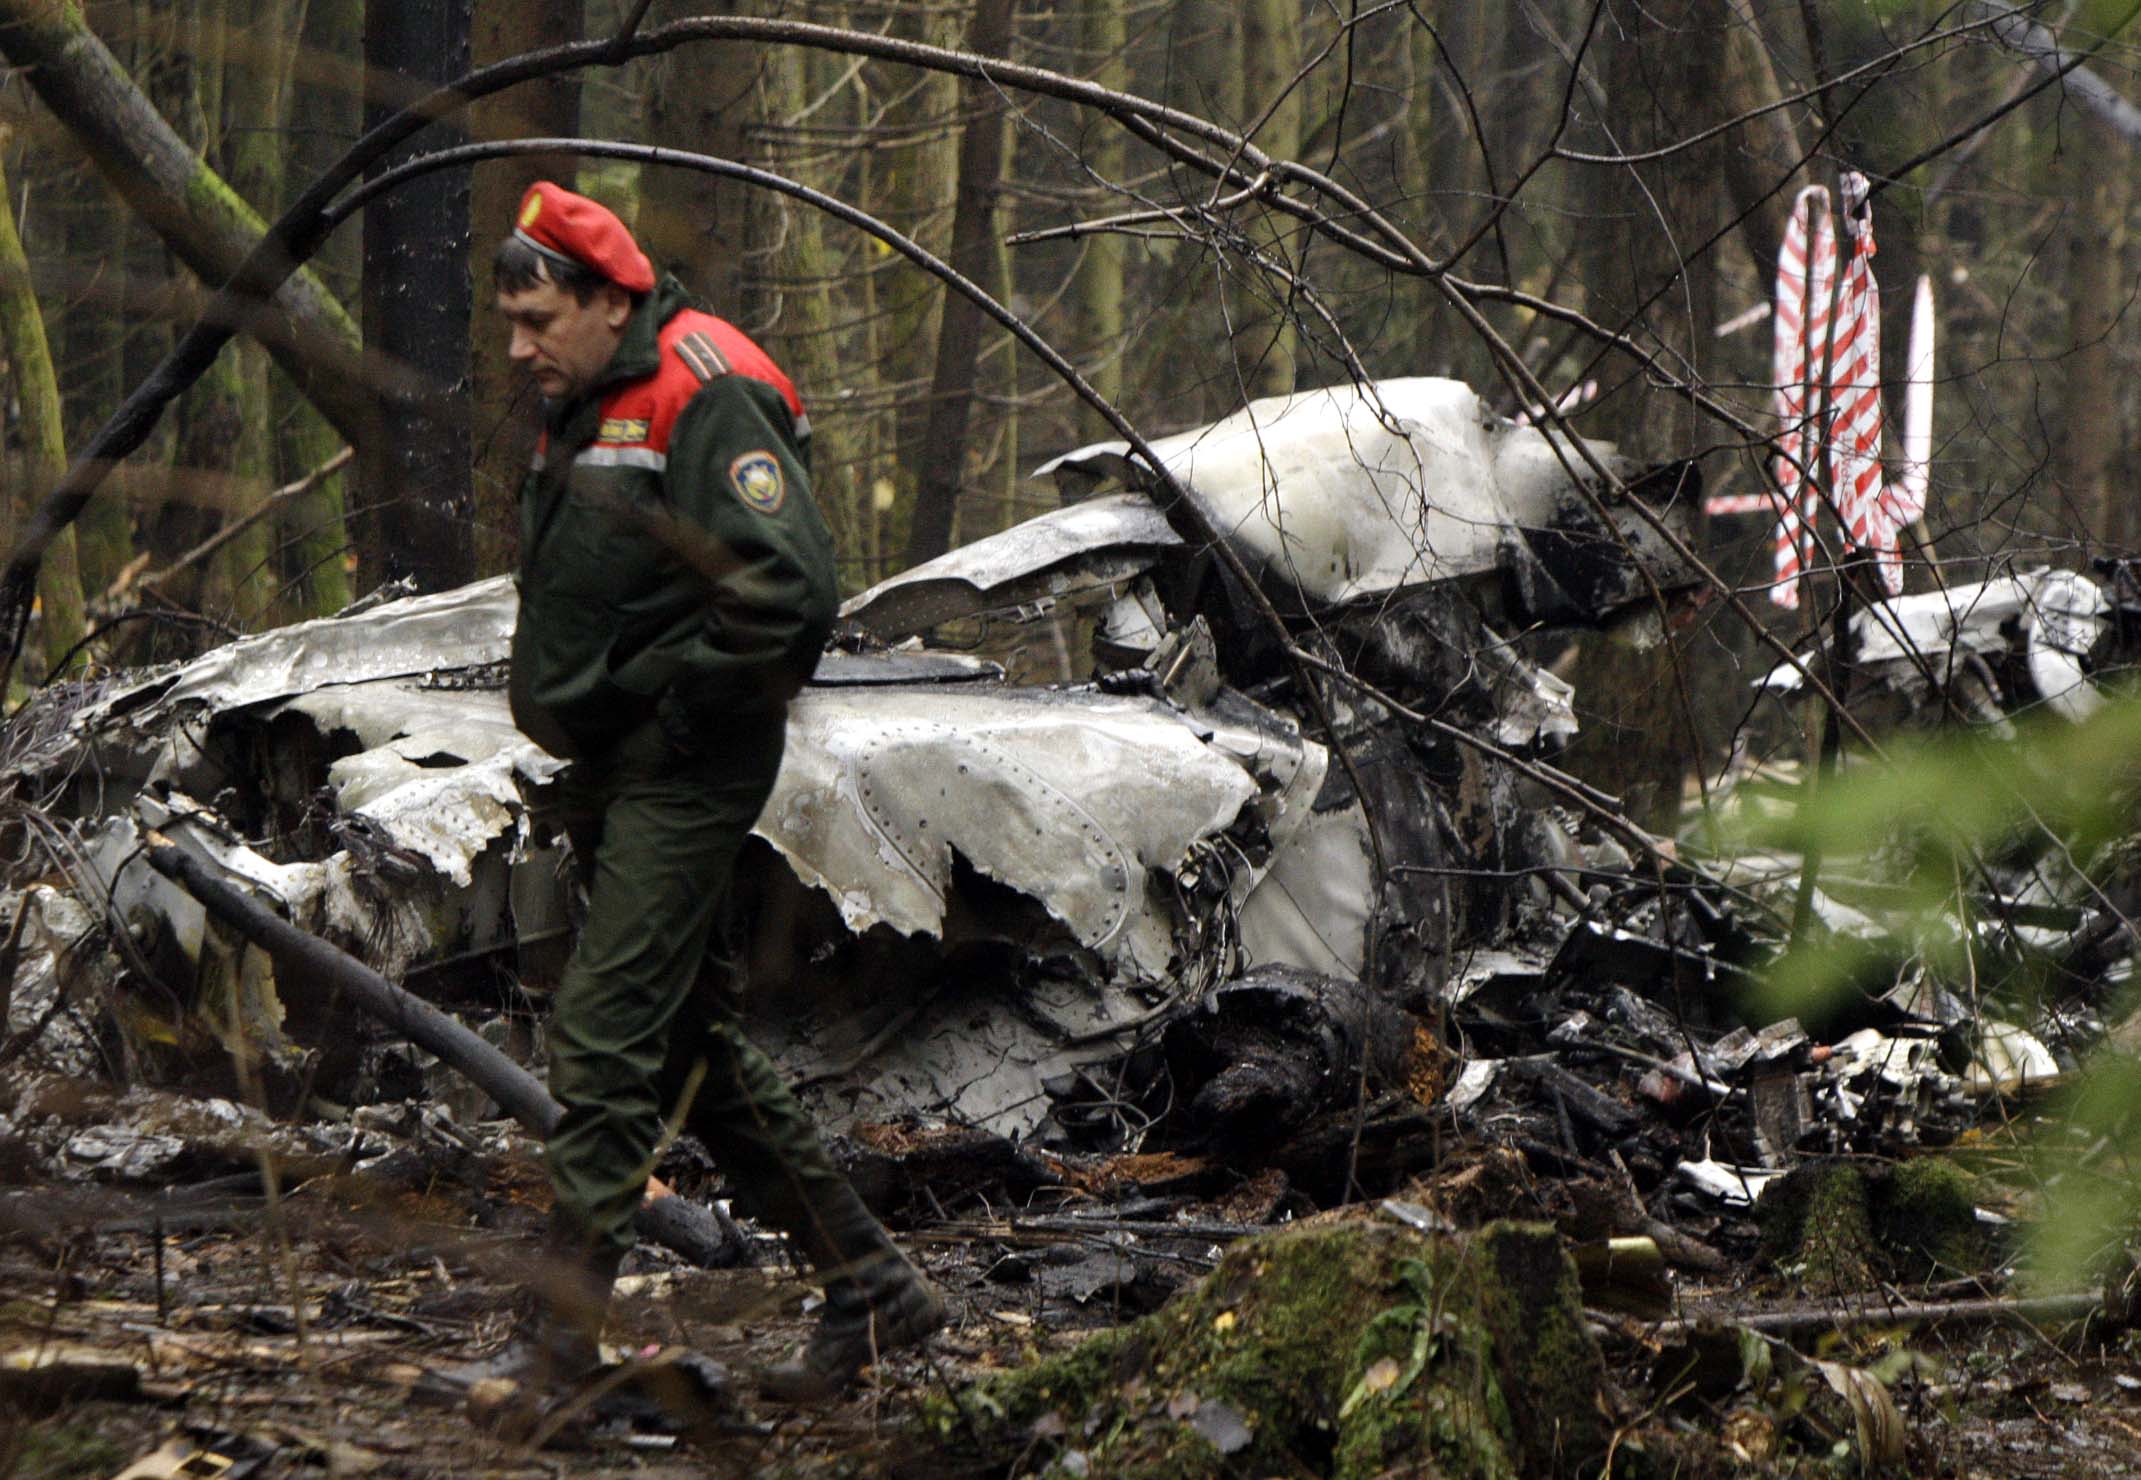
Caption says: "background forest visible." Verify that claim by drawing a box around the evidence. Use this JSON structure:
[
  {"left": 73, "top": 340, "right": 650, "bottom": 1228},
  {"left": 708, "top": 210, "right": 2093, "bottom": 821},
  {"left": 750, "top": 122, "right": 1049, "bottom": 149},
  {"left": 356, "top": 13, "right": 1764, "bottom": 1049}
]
[{"left": 0, "top": 0, "right": 2136, "bottom": 822}]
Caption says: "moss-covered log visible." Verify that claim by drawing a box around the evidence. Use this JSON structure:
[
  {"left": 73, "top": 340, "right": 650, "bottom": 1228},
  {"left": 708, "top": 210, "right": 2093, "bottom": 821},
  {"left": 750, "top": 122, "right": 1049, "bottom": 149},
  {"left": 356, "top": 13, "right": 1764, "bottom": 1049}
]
[
  {"left": 935, "top": 1219, "right": 1609, "bottom": 1479},
  {"left": 1759, "top": 1157, "right": 1986, "bottom": 1292},
  {"left": 0, "top": 0, "right": 379, "bottom": 448}
]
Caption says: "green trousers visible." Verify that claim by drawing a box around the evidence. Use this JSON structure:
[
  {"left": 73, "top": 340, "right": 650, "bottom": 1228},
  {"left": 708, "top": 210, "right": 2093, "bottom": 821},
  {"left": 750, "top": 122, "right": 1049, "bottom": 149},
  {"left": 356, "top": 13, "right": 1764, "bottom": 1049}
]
[{"left": 541, "top": 711, "right": 858, "bottom": 1263}]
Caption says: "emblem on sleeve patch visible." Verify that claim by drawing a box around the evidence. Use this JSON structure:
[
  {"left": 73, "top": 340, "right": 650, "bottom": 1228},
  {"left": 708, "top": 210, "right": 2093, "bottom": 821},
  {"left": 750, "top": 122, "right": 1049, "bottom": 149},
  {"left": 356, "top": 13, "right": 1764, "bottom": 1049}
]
[
  {"left": 729, "top": 451, "right": 786, "bottom": 513},
  {"left": 596, "top": 417, "right": 650, "bottom": 443}
]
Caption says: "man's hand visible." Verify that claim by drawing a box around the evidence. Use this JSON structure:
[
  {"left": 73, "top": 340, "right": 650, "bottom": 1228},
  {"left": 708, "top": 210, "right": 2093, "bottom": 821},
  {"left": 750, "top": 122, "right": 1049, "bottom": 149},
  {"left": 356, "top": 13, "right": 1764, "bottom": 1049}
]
[{"left": 654, "top": 693, "right": 701, "bottom": 761}]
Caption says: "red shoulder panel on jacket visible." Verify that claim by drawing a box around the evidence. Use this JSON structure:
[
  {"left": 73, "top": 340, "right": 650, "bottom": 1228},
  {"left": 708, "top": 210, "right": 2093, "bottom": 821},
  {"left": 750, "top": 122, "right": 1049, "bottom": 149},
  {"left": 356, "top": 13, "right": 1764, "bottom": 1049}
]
[
  {"left": 586, "top": 310, "right": 805, "bottom": 456},
  {"left": 661, "top": 311, "right": 805, "bottom": 422}
]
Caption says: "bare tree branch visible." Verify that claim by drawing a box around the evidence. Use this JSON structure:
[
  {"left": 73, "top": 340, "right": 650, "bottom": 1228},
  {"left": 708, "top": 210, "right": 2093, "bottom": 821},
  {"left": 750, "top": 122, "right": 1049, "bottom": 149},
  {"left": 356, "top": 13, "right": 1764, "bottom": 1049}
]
[
  {"left": 1879, "top": 0, "right": 2141, "bottom": 187},
  {"left": 1976, "top": 0, "right": 2141, "bottom": 144},
  {"left": 331, "top": 134, "right": 1396, "bottom": 882},
  {"left": 0, "top": 0, "right": 398, "bottom": 443}
]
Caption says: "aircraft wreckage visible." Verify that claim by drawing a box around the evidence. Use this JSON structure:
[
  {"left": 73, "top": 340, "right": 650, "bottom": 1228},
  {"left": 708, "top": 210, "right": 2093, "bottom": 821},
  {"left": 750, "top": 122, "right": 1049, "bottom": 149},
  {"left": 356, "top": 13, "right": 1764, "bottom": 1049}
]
[
  {"left": 18, "top": 376, "right": 2141, "bottom": 1479},
  {"left": 3, "top": 377, "right": 1705, "bottom": 1146}
]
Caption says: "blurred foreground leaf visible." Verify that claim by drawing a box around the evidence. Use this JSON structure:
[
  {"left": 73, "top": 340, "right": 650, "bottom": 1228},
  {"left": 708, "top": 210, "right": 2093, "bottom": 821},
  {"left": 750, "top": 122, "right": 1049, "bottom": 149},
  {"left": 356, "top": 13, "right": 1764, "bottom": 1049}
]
[{"left": 1728, "top": 693, "right": 2141, "bottom": 1289}]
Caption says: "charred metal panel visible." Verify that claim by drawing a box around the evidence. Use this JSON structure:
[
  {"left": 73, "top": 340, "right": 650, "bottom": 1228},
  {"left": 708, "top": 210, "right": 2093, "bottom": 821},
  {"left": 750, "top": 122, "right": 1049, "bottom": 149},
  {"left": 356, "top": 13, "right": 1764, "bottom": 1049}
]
[
  {"left": 1336, "top": 591, "right": 1577, "bottom": 754},
  {"left": 1504, "top": 460, "right": 1702, "bottom": 628},
  {"left": 1761, "top": 567, "right": 2111, "bottom": 725},
  {"left": 840, "top": 493, "right": 1178, "bottom": 641}
]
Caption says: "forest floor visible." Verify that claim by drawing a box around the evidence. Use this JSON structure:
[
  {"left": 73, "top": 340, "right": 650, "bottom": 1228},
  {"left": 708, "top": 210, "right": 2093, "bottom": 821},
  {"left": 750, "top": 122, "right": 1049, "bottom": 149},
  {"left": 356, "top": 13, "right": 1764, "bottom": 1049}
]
[{"left": 7, "top": 1134, "right": 2141, "bottom": 1480}]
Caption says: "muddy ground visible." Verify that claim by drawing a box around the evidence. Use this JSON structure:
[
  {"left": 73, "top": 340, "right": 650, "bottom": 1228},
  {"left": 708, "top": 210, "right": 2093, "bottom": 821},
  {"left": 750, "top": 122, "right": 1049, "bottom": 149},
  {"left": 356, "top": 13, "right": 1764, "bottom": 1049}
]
[{"left": 7, "top": 1111, "right": 2141, "bottom": 1480}]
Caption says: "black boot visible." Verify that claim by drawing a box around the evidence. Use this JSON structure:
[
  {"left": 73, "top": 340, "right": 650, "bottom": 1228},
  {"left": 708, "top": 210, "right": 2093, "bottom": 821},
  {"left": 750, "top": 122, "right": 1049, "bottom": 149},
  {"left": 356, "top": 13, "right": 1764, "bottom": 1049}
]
[
  {"left": 441, "top": 1302, "right": 601, "bottom": 1402},
  {"left": 434, "top": 1222, "right": 621, "bottom": 1414},
  {"left": 757, "top": 1198, "right": 947, "bottom": 1402},
  {"left": 669, "top": 1031, "right": 948, "bottom": 1400}
]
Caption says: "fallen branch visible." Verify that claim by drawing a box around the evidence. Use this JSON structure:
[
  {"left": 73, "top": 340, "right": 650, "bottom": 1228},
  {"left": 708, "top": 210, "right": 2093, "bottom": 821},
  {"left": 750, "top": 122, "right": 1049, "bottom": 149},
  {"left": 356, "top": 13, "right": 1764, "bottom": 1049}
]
[
  {"left": 140, "top": 836, "right": 745, "bottom": 1269},
  {"left": 1641, "top": 1290, "right": 2102, "bottom": 1340},
  {"left": 107, "top": 447, "right": 354, "bottom": 605}
]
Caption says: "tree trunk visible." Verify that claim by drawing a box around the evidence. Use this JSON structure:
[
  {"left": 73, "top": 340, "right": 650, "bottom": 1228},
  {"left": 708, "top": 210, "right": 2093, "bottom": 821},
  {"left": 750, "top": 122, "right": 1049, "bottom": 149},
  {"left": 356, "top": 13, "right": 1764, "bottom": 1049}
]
[
  {"left": 641, "top": 26, "right": 744, "bottom": 310},
  {"left": 154, "top": 0, "right": 243, "bottom": 636},
  {"left": 1717, "top": 0, "right": 1804, "bottom": 288},
  {"left": 1560, "top": 0, "right": 1730, "bottom": 832},
  {"left": 2058, "top": 112, "right": 2130, "bottom": 548},
  {"left": 1070, "top": 0, "right": 1125, "bottom": 441},
  {"left": 0, "top": 0, "right": 378, "bottom": 449},
  {"left": 1396, "top": 2, "right": 1448, "bottom": 378},
  {"left": 753, "top": 33, "right": 871, "bottom": 586},
  {"left": 359, "top": 0, "right": 474, "bottom": 592},
  {"left": 844, "top": 33, "right": 895, "bottom": 590},
  {"left": 885, "top": 3, "right": 961, "bottom": 565},
  {"left": 982, "top": 106, "right": 1018, "bottom": 539},
  {"left": 0, "top": 143, "right": 87, "bottom": 674},
  {"left": 119, "top": 0, "right": 181, "bottom": 490},
  {"left": 572, "top": 0, "right": 644, "bottom": 218},
  {"left": 1235, "top": 0, "right": 1300, "bottom": 400},
  {"left": 902, "top": 0, "right": 1015, "bottom": 567},
  {"left": 52, "top": 142, "right": 132, "bottom": 594},
  {"left": 470, "top": 0, "right": 581, "bottom": 576},
  {"left": 1138, "top": 0, "right": 1240, "bottom": 427},
  {"left": 277, "top": 0, "right": 360, "bottom": 616},
  {"left": 208, "top": 0, "right": 297, "bottom": 628},
  {"left": 1416, "top": 1, "right": 1498, "bottom": 388}
]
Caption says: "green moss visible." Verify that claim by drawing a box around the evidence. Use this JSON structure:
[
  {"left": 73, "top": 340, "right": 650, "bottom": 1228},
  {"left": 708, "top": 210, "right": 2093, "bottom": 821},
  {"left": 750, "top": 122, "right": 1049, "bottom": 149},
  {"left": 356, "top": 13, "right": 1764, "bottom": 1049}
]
[
  {"left": 177, "top": 169, "right": 364, "bottom": 347},
  {"left": 7, "top": 1421, "right": 128, "bottom": 1480},
  {"left": 1803, "top": 1164, "right": 1879, "bottom": 1292},
  {"left": 946, "top": 1218, "right": 1610, "bottom": 1479},
  {"left": 1875, "top": 1158, "right": 1983, "bottom": 1278},
  {"left": 1329, "top": 1244, "right": 1510, "bottom": 1480},
  {"left": 1474, "top": 1222, "right": 1608, "bottom": 1472},
  {"left": 971, "top": 1324, "right": 1144, "bottom": 1433},
  {"left": 1760, "top": 1162, "right": 1878, "bottom": 1294},
  {"left": 1761, "top": 1157, "right": 1987, "bottom": 1293}
]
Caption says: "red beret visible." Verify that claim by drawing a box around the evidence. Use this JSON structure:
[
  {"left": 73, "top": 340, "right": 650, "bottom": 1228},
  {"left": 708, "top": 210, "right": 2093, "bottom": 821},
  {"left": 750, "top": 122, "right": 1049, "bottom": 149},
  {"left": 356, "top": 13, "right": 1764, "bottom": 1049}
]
[{"left": 512, "top": 180, "right": 655, "bottom": 294}]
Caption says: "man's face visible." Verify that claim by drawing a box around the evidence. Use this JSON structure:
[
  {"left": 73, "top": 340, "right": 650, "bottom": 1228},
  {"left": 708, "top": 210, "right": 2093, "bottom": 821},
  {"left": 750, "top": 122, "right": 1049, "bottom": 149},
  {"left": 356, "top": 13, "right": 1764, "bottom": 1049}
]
[{"left": 497, "top": 274, "right": 632, "bottom": 400}]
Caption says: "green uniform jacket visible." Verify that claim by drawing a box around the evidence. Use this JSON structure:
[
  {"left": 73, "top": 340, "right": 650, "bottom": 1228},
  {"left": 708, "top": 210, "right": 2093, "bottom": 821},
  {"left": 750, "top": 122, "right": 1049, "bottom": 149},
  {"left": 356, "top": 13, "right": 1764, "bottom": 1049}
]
[{"left": 510, "top": 277, "right": 839, "bottom": 759}]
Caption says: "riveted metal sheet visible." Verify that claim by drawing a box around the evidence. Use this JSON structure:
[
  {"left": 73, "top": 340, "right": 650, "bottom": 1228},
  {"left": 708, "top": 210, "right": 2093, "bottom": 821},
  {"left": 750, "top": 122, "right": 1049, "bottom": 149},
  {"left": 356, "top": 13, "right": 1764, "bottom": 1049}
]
[{"left": 852, "top": 720, "right": 1136, "bottom": 950}]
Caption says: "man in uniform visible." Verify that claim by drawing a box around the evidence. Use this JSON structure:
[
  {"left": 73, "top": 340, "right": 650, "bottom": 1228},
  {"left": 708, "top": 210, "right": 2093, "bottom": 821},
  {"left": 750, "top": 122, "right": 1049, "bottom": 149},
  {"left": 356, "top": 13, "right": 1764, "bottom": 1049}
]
[{"left": 469, "top": 180, "right": 944, "bottom": 1404}]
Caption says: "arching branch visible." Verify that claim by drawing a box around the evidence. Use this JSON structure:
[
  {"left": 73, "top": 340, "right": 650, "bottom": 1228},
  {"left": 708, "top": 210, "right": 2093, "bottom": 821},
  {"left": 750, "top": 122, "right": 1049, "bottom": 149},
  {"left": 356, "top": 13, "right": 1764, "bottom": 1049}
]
[
  {"left": 0, "top": 11, "right": 1923, "bottom": 759},
  {"left": 330, "top": 141, "right": 1167, "bottom": 494},
  {"left": 330, "top": 137, "right": 1392, "bottom": 879},
  {"left": 0, "top": 15, "right": 1323, "bottom": 693}
]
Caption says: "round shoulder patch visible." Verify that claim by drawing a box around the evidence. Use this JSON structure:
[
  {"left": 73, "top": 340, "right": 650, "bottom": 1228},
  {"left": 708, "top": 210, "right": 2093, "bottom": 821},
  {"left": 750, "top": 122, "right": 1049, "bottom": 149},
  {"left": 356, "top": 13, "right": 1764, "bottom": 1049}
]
[{"left": 729, "top": 450, "right": 787, "bottom": 513}]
